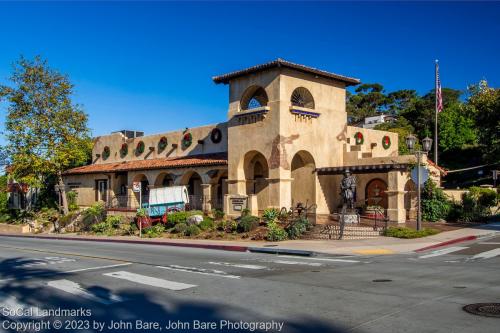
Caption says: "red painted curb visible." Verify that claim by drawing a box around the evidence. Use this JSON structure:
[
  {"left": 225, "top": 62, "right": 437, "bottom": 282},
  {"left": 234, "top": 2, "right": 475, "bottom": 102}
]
[
  {"left": 414, "top": 235, "right": 478, "bottom": 252},
  {"left": 0, "top": 233, "right": 248, "bottom": 252}
]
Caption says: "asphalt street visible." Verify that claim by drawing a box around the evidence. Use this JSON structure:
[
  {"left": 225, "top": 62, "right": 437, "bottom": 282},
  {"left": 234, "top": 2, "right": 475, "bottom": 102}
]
[{"left": 0, "top": 234, "right": 499, "bottom": 333}]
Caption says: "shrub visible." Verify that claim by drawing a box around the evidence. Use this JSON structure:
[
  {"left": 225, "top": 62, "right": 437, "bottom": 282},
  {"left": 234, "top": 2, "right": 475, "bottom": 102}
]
[
  {"left": 383, "top": 226, "right": 439, "bottom": 239},
  {"left": 459, "top": 187, "right": 498, "bottom": 222},
  {"left": 106, "top": 215, "right": 122, "bottom": 229},
  {"left": 91, "top": 222, "right": 108, "bottom": 234},
  {"left": 90, "top": 215, "right": 122, "bottom": 235},
  {"left": 185, "top": 224, "right": 201, "bottom": 236},
  {"left": 211, "top": 209, "right": 225, "bottom": 220},
  {"left": 167, "top": 210, "right": 204, "bottom": 227},
  {"left": 66, "top": 191, "right": 79, "bottom": 211},
  {"left": 199, "top": 218, "right": 214, "bottom": 231},
  {"left": 266, "top": 220, "right": 288, "bottom": 241},
  {"left": 285, "top": 217, "right": 311, "bottom": 240},
  {"left": 136, "top": 208, "right": 146, "bottom": 217},
  {"left": 421, "top": 180, "right": 451, "bottom": 222},
  {"left": 172, "top": 223, "right": 187, "bottom": 234},
  {"left": 238, "top": 215, "right": 259, "bottom": 233},
  {"left": 241, "top": 208, "right": 250, "bottom": 217},
  {"left": 143, "top": 224, "right": 165, "bottom": 238},
  {"left": 263, "top": 208, "right": 280, "bottom": 223}
]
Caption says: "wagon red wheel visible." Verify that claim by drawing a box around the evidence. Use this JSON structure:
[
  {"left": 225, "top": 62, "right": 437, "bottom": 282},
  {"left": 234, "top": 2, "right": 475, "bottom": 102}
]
[{"left": 138, "top": 216, "right": 152, "bottom": 229}]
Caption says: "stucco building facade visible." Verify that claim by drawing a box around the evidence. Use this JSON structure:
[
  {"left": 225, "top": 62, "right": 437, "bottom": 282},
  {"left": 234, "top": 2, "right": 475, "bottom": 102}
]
[{"left": 63, "top": 59, "right": 439, "bottom": 223}]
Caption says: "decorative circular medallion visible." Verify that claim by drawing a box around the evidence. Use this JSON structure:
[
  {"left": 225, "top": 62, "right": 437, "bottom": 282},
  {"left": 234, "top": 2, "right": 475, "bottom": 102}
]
[
  {"left": 382, "top": 135, "right": 391, "bottom": 149},
  {"left": 182, "top": 133, "right": 192, "bottom": 149},
  {"left": 136, "top": 141, "right": 145, "bottom": 155},
  {"left": 158, "top": 136, "right": 168, "bottom": 152},
  {"left": 210, "top": 128, "right": 222, "bottom": 144},
  {"left": 120, "top": 143, "right": 128, "bottom": 157},
  {"left": 102, "top": 146, "right": 110, "bottom": 160},
  {"left": 354, "top": 132, "right": 364, "bottom": 145}
]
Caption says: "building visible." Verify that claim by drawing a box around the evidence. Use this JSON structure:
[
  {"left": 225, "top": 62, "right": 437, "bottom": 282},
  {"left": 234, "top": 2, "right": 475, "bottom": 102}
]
[
  {"left": 63, "top": 59, "right": 440, "bottom": 223},
  {"left": 361, "top": 115, "right": 397, "bottom": 129}
]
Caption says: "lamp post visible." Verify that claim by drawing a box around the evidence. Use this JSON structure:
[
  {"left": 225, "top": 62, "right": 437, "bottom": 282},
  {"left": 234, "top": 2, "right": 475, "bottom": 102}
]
[{"left": 406, "top": 135, "right": 433, "bottom": 231}]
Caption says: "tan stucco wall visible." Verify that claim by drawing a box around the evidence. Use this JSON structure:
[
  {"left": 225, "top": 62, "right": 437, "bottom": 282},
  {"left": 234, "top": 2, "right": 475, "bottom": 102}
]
[{"left": 92, "top": 123, "right": 228, "bottom": 165}]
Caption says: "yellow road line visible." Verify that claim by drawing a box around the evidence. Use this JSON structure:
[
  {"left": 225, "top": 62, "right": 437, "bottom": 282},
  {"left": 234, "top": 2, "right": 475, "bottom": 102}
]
[{"left": 353, "top": 248, "right": 395, "bottom": 255}]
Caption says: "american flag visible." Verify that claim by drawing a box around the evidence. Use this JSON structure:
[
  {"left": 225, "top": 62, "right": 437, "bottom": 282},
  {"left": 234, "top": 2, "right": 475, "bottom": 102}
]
[{"left": 436, "top": 60, "right": 443, "bottom": 113}]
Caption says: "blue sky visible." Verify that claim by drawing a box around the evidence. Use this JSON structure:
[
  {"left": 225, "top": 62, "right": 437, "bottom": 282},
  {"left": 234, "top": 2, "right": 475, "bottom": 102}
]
[{"left": 0, "top": 1, "right": 499, "bottom": 144}]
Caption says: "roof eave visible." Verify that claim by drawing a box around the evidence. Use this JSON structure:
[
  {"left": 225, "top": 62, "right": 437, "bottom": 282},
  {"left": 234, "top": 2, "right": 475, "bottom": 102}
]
[{"left": 212, "top": 59, "right": 360, "bottom": 86}]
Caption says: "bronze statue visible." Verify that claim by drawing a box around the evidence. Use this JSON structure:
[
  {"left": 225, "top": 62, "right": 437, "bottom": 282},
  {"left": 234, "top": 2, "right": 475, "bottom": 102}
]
[{"left": 340, "top": 169, "right": 356, "bottom": 210}]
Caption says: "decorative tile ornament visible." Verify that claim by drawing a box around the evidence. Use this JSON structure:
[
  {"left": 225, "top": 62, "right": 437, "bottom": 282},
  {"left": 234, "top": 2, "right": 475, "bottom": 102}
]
[
  {"left": 354, "top": 132, "right": 364, "bottom": 145},
  {"left": 382, "top": 135, "right": 391, "bottom": 149},
  {"left": 136, "top": 141, "right": 145, "bottom": 155},
  {"left": 211, "top": 128, "right": 222, "bottom": 143},
  {"left": 102, "top": 146, "right": 110, "bottom": 160},
  {"left": 158, "top": 136, "right": 168, "bottom": 152},
  {"left": 182, "top": 132, "right": 192, "bottom": 148},
  {"left": 120, "top": 143, "right": 128, "bottom": 157}
]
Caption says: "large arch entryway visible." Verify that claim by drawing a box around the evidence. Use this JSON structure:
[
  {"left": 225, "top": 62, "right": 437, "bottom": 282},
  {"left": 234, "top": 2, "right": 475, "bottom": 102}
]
[
  {"left": 155, "top": 172, "right": 174, "bottom": 187},
  {"left": 365, "top": 178, "right": 388, "bottom": 209},
  {"left": 244, "top": 151, "right": 269, "bottom": 212},
  {"left": 180, "top": 171, "right": 203, "bottom": 210},
  {"left": 291, "top": 151, "right": 316, "bottom": 208}
]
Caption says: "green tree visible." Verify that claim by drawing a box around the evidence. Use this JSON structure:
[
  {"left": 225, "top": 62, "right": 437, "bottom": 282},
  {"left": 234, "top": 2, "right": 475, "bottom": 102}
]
[
  {"left": 438, "top": 103, "right": 477, "bottom": 152},
  {"left": 467, "top": 80, "right": 500, "bottom": 163},
  {"left": 0, "top": 56, "right": 92, "bottom": 214},
  {"left": 386, "top": 89, "right": 418, "bottom": 115},
  {"left": 347, "top": 83, "right": 391, "bottom": 123}
]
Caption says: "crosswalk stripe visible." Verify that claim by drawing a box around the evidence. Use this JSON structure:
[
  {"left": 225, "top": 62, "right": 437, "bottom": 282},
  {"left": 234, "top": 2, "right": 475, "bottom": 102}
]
[
  {"left": 418, "top": 246, "right": 468, "bottom": 259},
  {"left": 47, "top": 279, "right": 124, "bottom": 304},
  {"left": 0, "top": 292, "right": 46, "bottom": 318},
  {"left": 208, "top": 262, "right": 267, "bottom": 270},
  {"left": 156, "top": 265, "right": 240, "bottom": 279},
  {"left": 470, "top": 248, "right": 500, "bottom": 260},
  {"left": 104, "top": 271, "right": 196, "bottom": 290}
]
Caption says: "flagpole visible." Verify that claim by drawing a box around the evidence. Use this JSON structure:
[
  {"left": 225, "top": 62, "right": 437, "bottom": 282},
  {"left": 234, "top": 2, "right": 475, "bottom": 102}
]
[{"left": 434, "top": 59, "right": 439, "bottom": 166}]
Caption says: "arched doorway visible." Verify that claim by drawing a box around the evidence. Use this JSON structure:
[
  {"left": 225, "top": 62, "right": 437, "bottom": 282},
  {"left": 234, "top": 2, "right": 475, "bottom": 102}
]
[
  {"left": 244, "top": 151, "right": 269, "bottom": 211},
  {"left": 404, "top": 180, "right": 417, "bottom": 220},
  {"left": 291, "top": 151, "right": 316, "bottom": 208},
  {"left": 155, "top": 173, "right": 174, "bottom": 187},
  {"left": 215, "top": 171, "right": 228, "bottom": 210},
  {"left": 133, "top": 174, "right": 149, "bottom": 207},
  {"left": 365, "top": 179, "right": 388, "bottom": 209},
  {"left": 181, "top": 171, "right": 203, "bottom": 210}
]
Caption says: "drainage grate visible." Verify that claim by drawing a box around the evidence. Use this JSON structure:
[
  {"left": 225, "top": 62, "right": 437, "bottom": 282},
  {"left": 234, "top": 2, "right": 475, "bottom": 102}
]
[
  {"left": 372, "top": 279, "right": 392, "bottom": 282},
  {"left": 463, "top": 303, "right": 500, "bottom": 318}
]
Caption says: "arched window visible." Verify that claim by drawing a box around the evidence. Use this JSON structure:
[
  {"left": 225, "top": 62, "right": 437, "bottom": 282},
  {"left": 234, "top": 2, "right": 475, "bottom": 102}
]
[
  {"left": 291, "top": 87, "right": 315, "bottom": 109},
  {"left": 240, "top": 86, "right": 268, "bottom": 110}
]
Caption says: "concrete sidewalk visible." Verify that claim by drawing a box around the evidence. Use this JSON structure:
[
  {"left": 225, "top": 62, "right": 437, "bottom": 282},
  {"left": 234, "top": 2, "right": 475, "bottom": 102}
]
[{"left": 1, "top": 222, "right": 498, "bottom": 256}]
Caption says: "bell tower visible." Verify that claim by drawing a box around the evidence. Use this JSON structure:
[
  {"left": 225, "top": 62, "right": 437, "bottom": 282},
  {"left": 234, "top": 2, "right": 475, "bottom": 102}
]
[{"left": 213, "top": 59, "right": 360, "bottom": 215}]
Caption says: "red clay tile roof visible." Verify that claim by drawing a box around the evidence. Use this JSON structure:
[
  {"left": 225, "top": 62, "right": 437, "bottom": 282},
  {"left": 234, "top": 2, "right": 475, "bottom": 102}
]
[
  {"left": 427, "top": 159, "right": 448, "bottom": 175},
  {"left": 212, "top": 58, "right": 360, "bottom": 86},
  {"left": 63, "top": 153, "right": 228, "bottom": 175}
]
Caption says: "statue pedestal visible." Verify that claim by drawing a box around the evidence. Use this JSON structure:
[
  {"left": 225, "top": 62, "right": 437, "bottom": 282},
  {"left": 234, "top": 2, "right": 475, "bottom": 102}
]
[{"left": 341, "top": 213, "right": 359, "bottom": 224}]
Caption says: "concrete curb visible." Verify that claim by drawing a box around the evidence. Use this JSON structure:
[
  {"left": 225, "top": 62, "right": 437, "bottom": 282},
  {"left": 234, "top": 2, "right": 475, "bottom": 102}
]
[
  {"left": 414, "top": 235, "right": 478, "bottom": 252},
  {"left": 248, "top": 247, "right": 314, "bottom": 256},
  {"left": 0, "top": 233, "right": 248, "bottom": 253}
]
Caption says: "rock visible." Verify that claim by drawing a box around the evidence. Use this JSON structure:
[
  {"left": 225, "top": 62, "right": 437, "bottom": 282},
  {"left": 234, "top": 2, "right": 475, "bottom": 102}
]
[{"left": 187, "top": 215, "right": 204, "bottom": 225}]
